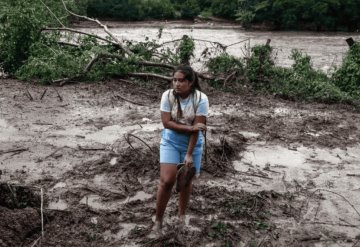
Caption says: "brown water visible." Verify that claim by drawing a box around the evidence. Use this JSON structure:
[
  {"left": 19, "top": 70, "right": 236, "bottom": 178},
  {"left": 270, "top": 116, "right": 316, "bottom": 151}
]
[{"left": 79, "top": 26, "right": 360, "bottom": 73}]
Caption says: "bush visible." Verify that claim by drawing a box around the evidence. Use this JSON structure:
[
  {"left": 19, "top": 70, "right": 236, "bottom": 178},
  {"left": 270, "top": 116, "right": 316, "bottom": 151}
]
[
  {"left": 178, "top": 0, "right": 201, "bottom": 19},
  {"left": 245, "top": 45, "right": 275, "bottom": 87},
  {"left": 143, "top": 0, "right": 175, "bottom": 20},
  {"left": 16, "top": 35, "right": 95, "bottom": 83},
  {"left": 177, "top": 35, "right": 195, "bottom": 64},
  {"left": 0, "top": 0, "right": 71, "bottom": 74},
  {"left": 333, "top": 43, "right": 360, "bottom": 97},
  {"left": 206, "top": 53, "right": 244, "bottom": 74},
  {"left": 270, "top": 50, "right": 350, "bottom": 103},
  {"left": 211, "top": 0, "right": 238, "bottom": 19}
]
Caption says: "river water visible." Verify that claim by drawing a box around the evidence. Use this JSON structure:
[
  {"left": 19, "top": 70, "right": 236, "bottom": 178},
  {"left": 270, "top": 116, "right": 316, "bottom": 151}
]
[{"left": 78, "top": 26, "right": 360, "bottom": 73}]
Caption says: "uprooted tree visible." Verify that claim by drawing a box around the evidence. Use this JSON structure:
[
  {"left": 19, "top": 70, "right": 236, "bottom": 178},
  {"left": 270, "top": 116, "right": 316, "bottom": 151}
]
[
  {"left": 0, "top": 0, "right": 279, "bottom": 88},
  {"left": 1, "top": 0, "right": 360, "bottom": 104},
  {"left": 0, "top": 0, "right": 228, "bottom": 86}
]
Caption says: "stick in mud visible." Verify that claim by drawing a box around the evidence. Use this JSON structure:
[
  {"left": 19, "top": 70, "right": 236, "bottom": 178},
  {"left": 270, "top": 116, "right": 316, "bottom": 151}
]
[
  {"left": 0, "top": 148, "right": 29, "bottom": 156},
  {"left": 52, "top": 86, "right": 63, "bottom": 101},
  {"left": 26, "top": 88, "right": 34, "bottom": 101},
  {"left": 40, "top": 88, "right": 48, "bottom": 100}
]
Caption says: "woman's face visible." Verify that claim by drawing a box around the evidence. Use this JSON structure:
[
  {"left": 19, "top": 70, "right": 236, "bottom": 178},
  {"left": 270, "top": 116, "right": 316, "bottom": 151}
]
[{"left": 173, "top": 71, "right": 193, "bottom": 96}]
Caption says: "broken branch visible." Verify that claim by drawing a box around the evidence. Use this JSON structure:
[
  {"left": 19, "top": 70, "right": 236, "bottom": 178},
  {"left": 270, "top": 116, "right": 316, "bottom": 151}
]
[
  {"left": 42, "top": 27, "right": 119, "bottom": 47},
  {"left": 115, "top": 94, "right": 146, "bottom": 106},
  {"left": 128, "top": 72, "right": 172, "bottom": 82},
  {"left": 61, "top": 0, "right": 133, "bottom": 56},
  {"left": 126, "top": 133, "right": 154, "bottom": 152}
]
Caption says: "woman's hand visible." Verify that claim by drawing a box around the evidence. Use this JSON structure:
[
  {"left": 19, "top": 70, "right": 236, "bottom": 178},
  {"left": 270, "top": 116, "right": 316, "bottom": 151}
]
[
  {"left": 191, "top": 123, "right": 207, "bottom": 132},
  {"left": 184, "top": 154, "right": 193, "bottom": 168}
]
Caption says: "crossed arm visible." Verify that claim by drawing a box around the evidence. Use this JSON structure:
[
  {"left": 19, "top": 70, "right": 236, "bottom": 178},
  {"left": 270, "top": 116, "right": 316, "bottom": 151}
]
[{"left": 161, "top": 111, "right": 207, "bottom": 166}]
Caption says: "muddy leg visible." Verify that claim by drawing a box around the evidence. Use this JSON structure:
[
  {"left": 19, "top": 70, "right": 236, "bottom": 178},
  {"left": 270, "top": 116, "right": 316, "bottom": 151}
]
[
  {"left": 178, "top": 179, "right": 193, "bottom": 218},
  {"left": 155, "top": 164, "right": 177, "bottom": 228}
]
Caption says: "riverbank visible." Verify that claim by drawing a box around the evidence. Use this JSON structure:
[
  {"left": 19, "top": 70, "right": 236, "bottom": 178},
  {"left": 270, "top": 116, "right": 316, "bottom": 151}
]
[{"left": 70, "top": 18, "right": 244, "bottom": 30}]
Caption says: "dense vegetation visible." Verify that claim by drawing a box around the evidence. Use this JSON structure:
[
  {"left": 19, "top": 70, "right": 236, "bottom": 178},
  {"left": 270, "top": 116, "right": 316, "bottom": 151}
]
[
  {"left": 1, "top": 0, "right": 360, "bottom": 106},
  {"left": 85, "top": 0, "right": 360, "bottom": 31}
]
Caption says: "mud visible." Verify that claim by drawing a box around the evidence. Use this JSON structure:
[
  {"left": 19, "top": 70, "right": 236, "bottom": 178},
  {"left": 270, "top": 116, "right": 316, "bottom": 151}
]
[{"left": 1, "top": 79, "right": 360, "bottom": 246}]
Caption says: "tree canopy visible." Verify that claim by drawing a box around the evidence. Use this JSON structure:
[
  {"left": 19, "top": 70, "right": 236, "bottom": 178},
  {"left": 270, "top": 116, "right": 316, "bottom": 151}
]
[{"left": 84, "top": 0, "right": 360, "bottom": 31}]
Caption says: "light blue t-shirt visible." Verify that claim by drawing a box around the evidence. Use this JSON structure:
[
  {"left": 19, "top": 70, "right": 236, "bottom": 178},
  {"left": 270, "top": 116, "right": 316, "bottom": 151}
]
[{"left": 160, "top": 89, "right": 209, "bottom": 125}]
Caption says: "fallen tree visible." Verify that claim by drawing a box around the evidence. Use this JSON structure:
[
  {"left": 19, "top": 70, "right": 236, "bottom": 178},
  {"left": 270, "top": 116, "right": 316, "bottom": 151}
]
[{"left": 1, "top": 1, "right": 359, "bottom": 104}]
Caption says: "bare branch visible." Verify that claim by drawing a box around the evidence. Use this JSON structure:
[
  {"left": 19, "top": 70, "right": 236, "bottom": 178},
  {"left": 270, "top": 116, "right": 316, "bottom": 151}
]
[
  {"left": 42, "top": 27, "right": 119, "bottom": 47},
  {"left": 161, "top": 38, "right": 226, "bottom": 50},
  {"left": 39, "top": 0, "right": 65, "bottom": 27},
  {"left": 226, "top": 38, "right": 251, "bottom": 48},
  {"left": 114, "top": 95, "right": 146, "bottom": 106},
  {"left": 57, "top": 41, "right": 79, "bottom": 47},
  {"left": 61, "top": 0, "right": 133, "bottom": 56},
  {"left": 128, "top": 72, "right": 172, "bottom": 82},
  {"left": 137, "top": 61, "right": 175, "bottom": 70},
  {"left": 84, "top": 52, "right": 175, "bottom": 74}
]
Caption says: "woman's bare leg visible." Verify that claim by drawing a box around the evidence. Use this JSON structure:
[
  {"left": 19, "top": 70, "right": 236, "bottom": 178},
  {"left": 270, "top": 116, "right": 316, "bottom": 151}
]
[
  {"left": 178, "top": 179, "right": 193, "bottom": 218},
  {"left": 155, "top": 164, "right": 177, "bottom": 228}
]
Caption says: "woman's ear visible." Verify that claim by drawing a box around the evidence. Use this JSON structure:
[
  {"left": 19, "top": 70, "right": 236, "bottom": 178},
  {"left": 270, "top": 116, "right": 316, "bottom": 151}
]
[{"left": 189, "top": 80, "right": 194, "bottom": 88}]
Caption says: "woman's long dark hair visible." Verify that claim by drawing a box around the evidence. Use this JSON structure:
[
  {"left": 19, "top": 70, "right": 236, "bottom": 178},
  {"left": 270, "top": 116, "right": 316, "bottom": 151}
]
[{"left": 173, "top": 65, "right": 200, "bottom": 119}]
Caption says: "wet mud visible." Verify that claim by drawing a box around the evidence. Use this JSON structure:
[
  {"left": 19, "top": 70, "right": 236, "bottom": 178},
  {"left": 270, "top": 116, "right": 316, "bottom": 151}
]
[{"left": 1, "top": 79, "right": 360, "bottom": 246}]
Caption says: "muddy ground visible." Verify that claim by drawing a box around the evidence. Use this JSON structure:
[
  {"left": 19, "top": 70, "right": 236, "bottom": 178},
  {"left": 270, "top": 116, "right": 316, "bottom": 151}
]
[{"left": 1, "top": 78, "right": 360, "bottom": 247}]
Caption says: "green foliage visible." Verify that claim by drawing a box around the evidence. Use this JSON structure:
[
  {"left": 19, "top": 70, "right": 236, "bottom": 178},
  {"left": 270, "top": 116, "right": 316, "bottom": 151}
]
[
  {"left": 205, "top": 45, "right": 353, "bottom": 104},
  {"left": 235, "top": 0, "right": 360, "bottom": 31},
  {"left": 207, "top": 221, "right": 234, "bottom": 247},
  {"left": 177, "top": 35, "right": 195, "bottom": 64},
  {"left": 210, "top": 0, "right": 238, "bottom": 19},
  {"left": 199, "top": 9, "right": 213, "bottom": 19},
  {"left": 16, "top": 34, "right": 95, "bottom": 83},
  {"left": 143, "top": 0, "right": 175, "bottom": 20},
  {"left": 235, "top": 10, "right": 255, "bottom": 27},
  {"left": 208, "top": 221, "right": 228, "bottom": 239},
  {"left": 0, "top": 0, "right": 71, "bottom": 74},
  {"left": 246, "top": 44, "right": 275, "bottom": 86},
  {"left": 270, "top": 50, "right": 350, "bottom": 103},
  {"left": 333, "top": 43, "right": 360, "bottom": 97},
  {"left": 254, "top": 220, "right": 268, "bottom": 230},
  {"left": 87, "top": 0, "right": 175, "bottom": 21},
  {"left": 206, "top": 53, "right": 244, "bottom": 74},
  {"left": 16, "top": 33, "right": 142, "bottom": 83},
  {"left": 84, "top": 0, "right": 360, "bottom": 30},
  {"left": 178, "top": 0, "right": 201, "bottom": 19}
]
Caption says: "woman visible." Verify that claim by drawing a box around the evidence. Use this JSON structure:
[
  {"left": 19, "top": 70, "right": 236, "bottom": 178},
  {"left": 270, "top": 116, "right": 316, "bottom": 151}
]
[{"left": 154, "top": 65, "right": 209, "bottom": 232}]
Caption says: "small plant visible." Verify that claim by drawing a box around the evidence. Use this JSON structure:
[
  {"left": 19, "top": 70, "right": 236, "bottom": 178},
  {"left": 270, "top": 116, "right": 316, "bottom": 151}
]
[
  {"left": 206, "top": 53, "right": 244, "bottom": 75},
  {"left": 177, "top": 35, "right": 195, "bottom": 64},
  {"left": 270, "top": 49, "right": 350, "bottom": 103},
  {"left": 208, "top": 221, "right": 228, "bottom": 239},
  {"left": 333, "top": 43, "right": 360, "bottom": 97},
  {"left": 245, "top": 44, "right": 275, "bottom": 87},
  {"left": 254, "top": 220, "right": 268, "bottom": 230}
]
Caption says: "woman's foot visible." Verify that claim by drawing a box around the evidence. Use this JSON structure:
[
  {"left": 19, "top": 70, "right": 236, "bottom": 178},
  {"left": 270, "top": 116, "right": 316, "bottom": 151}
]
[
  {"left": 177, "top": 215, "right": 186, "bottom": 230},
  {"left": 149, "top": 221, "right": 163, "bottom": 238}
]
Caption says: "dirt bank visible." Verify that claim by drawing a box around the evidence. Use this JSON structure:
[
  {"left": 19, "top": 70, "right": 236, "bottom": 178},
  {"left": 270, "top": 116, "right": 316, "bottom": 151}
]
[
  {"left": 1, "top": 79, "right": 360, "bottom": 246},
  {"left": 70, "top": 18, "right": 243, "bottom": 30}
]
